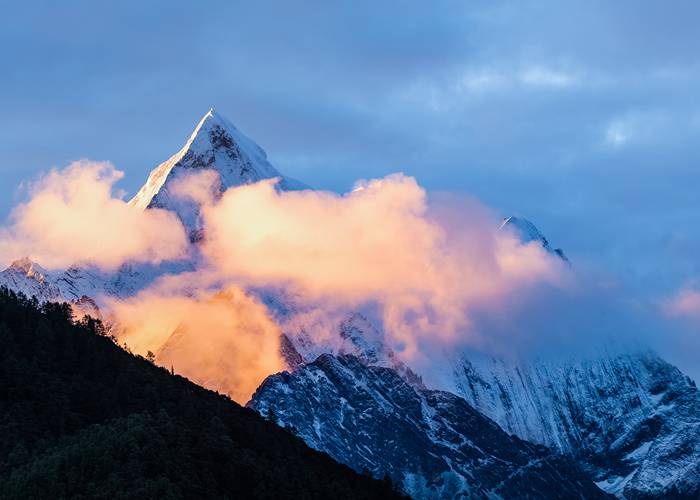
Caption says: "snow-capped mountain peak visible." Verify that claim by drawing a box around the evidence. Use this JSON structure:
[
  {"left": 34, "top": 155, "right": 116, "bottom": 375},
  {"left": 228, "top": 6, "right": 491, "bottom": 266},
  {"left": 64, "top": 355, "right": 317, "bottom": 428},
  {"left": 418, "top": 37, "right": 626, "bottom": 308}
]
[
  {"left": 9, "top": 257, "right": 50, "bottom": 282},
  {"left": 0, "top": 258, "right": 62, "bottom": 303},
  {"left": 129, "top": 108, "right": 306, "bottom": 236},
  {"left": 501, "top": 215, "right": 569, "bottom": 262}
]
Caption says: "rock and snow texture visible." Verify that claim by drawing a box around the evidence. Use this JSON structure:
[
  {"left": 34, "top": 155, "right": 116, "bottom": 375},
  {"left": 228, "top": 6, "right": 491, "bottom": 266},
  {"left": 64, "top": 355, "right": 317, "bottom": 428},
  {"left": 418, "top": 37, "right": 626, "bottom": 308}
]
[
  {"left": 0, "top": 257, "right": 193, "bottom": 309},
  {"left": 0, "top": 108, "right": 283, "bottom": 304},
  {"left": 256, "top": 217, "right": 700, "bottom": 498},
  {"left": 501, "top": 216, "right": 569, "bottom": 262},
  {"left": 0, "top": 258, "right": 108, "bottom": 304},
  {"left": 450, "top": 350, "right": 700, "bottom": 498},
  {"left": 253, "top": 292, "right": 427, "bottom": 388},
  {"left": 129, "top": 108, "right": 306, "bottom": 238},
  {"left": 0, "top": 258, "right": 63, "bottom": 303},
  {"left": 248, "top": 353, "right": 609, "bottom": 499}
]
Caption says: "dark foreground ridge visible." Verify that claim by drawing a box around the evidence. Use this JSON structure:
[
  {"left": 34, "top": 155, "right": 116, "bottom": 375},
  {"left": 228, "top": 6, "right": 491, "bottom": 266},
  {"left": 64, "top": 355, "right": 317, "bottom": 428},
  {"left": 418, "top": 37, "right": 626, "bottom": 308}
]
[{"left": 0, "top": 288, "right": 404, "bottom": 500}]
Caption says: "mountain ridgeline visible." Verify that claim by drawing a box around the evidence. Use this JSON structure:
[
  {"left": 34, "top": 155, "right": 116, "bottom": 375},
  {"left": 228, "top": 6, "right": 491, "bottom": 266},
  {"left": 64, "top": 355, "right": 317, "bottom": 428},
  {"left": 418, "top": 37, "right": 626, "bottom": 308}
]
[
  {"left": 0, "top": 288, "right": 403, "bottom": 500},
  {"left": 248, "top": 353, "right": 610, "bottom": 499},
  {"left": 1, "top": 109, "right": 699, "bottom": 499}
]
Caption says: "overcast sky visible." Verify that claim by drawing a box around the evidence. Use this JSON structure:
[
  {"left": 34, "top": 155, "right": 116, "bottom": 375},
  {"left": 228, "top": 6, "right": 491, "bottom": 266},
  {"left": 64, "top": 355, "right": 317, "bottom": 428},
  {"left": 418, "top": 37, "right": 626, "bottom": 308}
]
[{"left": 1, "top": 1, "right": 699, "bottom": 298}]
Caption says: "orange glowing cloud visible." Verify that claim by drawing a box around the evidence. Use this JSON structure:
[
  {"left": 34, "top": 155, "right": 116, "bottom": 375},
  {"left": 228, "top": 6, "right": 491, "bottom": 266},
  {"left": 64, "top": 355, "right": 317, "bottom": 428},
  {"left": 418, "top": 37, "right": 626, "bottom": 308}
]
[
  {"left": 2, "top": 163, "right": 569, "bottom": 398},
  {"left": 169, "top": 172, "right": 569, "bottom": 356},
  {"left": 0, "top": 161, "right": 189, "bottom": 270},
  {"left": 107, "top": 285, "right": 284, "bottom": 403}
]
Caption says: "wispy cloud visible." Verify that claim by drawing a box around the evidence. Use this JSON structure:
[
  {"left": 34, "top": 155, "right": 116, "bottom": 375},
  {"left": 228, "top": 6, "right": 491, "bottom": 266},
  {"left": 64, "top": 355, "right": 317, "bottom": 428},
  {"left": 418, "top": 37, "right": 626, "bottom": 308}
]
[
  {"left": 453, "top": 64, "right": 582, "bottom": 96},
  {"left": 605, "top": 118, "right": 632, "bottom": 146},
  {"left": 518, "top": 66, "right": 578, "bottom": 88}
]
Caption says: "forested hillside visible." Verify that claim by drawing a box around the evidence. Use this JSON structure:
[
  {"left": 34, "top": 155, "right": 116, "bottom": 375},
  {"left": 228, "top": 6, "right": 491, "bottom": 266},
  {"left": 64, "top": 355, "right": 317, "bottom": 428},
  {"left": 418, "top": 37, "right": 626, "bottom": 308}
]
[{"left": 0, "top": 288, "right": 402, "bottom": 500}]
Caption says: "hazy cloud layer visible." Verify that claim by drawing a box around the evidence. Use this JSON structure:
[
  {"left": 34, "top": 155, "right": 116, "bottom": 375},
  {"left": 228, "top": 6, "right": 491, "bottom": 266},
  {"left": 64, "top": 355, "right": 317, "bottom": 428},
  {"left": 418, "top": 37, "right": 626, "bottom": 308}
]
[
  {"left": 108, "top": 285, "right": 284, "bottom": 403},
  {"left": 664, "top": 286, "right": 700, "bottom": 319}
]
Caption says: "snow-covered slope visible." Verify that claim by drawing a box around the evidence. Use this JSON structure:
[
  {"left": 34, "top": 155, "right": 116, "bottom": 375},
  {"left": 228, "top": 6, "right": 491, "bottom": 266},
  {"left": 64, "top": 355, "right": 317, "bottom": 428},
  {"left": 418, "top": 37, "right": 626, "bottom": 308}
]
[
  {"left": 450, "top": 350, "right": 700, "bottom": 498},
  {"left": 254, "top": 288, "right": 427, "bottom": 388},
  {"left": 446, "top": 220, "right": 700, "bottom": 497},
  {"left": 0, "top": 258, "right": 192, "bottom": 307},
  {"left": 248, "top": 353, "right": 609, "bottom": 499},
  {"left": 129, "top": 108, "right": 306, "bottom": 239},
  {"left": 0, "top": 258, "right": 63, "bottom": 303},
  {"left": 258, "top": 218, "right": 700, "bottom": 498}
]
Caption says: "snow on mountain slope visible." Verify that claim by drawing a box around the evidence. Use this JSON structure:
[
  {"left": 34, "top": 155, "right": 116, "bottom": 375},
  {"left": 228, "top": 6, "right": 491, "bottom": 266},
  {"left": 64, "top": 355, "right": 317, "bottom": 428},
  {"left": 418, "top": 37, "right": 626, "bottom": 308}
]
[
  {"left": 253, "top": 287, "right": 427, "bottom": 388},
  {"left": 442, "top": 219, "right": 700, "bottom": 498},
  {"left": 256, "top": 218, "right": 700, "bottom": 498},
  {"left": 248, "top": 353, "right": 610, "bottom": 499},
  {"left": 450, "top": 349, "right": 700, "bottom": 498},
  {"left": 0, "top": 258, "right": 105, "bottom": 305},
  {"left": 0, "top": 258, "right": 192, "bottom": 308},
  {"left": 0, "top": 258, "right": 63, "bottom": 303},
  {"left": 129, "top": 108, "right": 307, "bottom": 238}
]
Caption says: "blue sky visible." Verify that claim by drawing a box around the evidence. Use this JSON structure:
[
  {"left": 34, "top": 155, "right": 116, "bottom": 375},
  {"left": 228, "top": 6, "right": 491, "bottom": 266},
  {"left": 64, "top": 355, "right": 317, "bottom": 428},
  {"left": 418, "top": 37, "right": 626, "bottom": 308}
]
[{"left": 1, "top": 1, "right": 699, "bottom": 297}]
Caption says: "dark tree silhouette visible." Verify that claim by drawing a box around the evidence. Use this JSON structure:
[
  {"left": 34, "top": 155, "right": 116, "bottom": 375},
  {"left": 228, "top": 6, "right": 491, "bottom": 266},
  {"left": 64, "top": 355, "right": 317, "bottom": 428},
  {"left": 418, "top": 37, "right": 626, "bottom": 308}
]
[{"left": 0, "top": 287, "right": 405, "bottom": 500}]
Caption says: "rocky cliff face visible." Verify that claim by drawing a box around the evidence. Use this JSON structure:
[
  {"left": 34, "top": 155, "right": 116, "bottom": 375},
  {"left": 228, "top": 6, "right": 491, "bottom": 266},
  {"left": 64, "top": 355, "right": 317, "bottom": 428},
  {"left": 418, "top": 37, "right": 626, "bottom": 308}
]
[
  {"left": 450, "top": 350, "right": 700, "bottom": 498},
  {"left": 248, "top": 353, "right": 610, "bottom": 499},
  {"left": 258, "top": 280, "right": 700, "bottom": 498}
]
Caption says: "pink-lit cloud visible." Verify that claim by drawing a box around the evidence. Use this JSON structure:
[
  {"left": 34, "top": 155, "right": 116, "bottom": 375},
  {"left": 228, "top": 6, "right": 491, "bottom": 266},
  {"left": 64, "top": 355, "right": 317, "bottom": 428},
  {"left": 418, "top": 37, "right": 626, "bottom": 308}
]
[
  {"left": 0, "top": 161, "right": 189, "bottom": 270},
  {"left": 181, "top": 172, "right": 568, "bottom": 357},
  {"left": 664, "top": 286, "right": 700, "bottom": 318},
  {"left": 0, "top": 163, "right": 574, "bottom": 398}
]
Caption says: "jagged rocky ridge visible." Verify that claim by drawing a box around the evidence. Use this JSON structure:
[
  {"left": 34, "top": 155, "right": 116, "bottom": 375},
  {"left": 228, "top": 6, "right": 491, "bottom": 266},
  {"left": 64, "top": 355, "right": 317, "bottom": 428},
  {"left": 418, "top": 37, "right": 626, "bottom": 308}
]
[
  {"left": 248, "top": 353, "right": 610, "bottom": 499},
  {"left": 255, "top": 222, "right": 700, "bottom": 498},
  {"left": 2, "top": 109, "right": 699, "bottom": 498}
]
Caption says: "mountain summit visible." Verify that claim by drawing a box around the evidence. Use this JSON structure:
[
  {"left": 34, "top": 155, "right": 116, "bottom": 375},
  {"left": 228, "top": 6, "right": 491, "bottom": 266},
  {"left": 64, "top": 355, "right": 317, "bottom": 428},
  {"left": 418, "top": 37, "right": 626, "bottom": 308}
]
[
  {"left": 501, "top": 216, "right": 569, "bottom": 262},
  {"left": 129, "top": 109, "right": 306, "bottom": 236}
]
